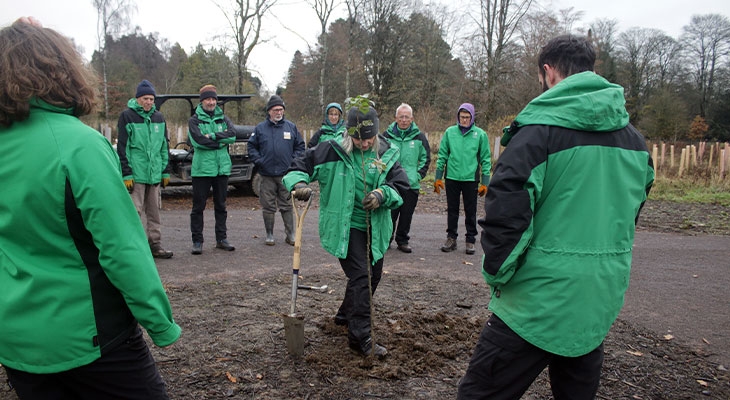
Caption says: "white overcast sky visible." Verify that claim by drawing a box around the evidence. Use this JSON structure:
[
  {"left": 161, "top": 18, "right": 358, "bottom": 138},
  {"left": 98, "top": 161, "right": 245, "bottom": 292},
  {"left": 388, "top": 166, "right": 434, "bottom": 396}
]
[{"left": 2, "top": 0, "right": 729, "bottom": 93}]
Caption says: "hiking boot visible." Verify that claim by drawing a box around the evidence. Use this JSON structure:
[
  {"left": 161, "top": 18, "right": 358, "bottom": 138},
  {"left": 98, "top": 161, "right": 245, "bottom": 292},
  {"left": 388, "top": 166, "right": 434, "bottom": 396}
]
[
  {"left": 334, "top": 317, "right": 348, "bottom": 326},
  {"left": 397, "top": 243, "right": 412, "bottom": 253},
  {"left": 349, "top": 339, "right": 387, "bottom": 359},
  {"left": 150, "top": 244, "right": 173, "bottom": 259},
  {"left": 465, "top": 242, "right": 475, "bottom": 255},
  {"left": 441, "top": 237, "right": 457, "bottom": 252},
  {"left": 191, "top": 242, "right": 203, "bottom": 255},
  {"left": 216, "top": 239, "right": 235, "bottom": 251}
]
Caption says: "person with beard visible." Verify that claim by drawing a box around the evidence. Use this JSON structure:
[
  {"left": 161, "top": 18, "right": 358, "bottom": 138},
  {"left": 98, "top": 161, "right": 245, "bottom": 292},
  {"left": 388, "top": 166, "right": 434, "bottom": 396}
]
[
  {"left": 248, "top": 95, "right": 305, "bottom": 246},
  {"left": 457, "top": 34, "right": 655, "bottom": 400},
  {"left": 188, "top": 84, "right": 237, "bottom": 255}
]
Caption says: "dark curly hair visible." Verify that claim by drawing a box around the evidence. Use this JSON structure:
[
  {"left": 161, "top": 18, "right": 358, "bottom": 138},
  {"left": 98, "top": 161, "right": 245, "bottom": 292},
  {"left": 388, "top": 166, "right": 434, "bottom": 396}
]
[{"left": 0, "top": 20, "right": 99, "bottom": 127}]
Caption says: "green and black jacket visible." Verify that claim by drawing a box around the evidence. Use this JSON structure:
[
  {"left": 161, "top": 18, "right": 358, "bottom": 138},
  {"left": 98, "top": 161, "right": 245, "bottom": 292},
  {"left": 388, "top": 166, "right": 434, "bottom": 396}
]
[
  {"left": 0, "top": 100, "right": 180, "bottom": 373},
  {"left": 116, "top": 98, "right": 170, "bottom": 184},
  {"left": 382, "top": 122, "right": 431, "bottom": 190},
  {"left": 187, "top": 104, "right": 236, "bottom": 177},
  {"left": 481, "top": 71, "right": 655, "bottom": 357}
]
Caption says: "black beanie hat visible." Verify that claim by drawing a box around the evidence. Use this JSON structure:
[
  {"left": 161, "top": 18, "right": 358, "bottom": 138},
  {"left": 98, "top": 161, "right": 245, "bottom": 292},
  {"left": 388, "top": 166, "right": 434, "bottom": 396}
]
[
  {"left": 266, "top": 95, "right": 285, "bottom": 111},
  {"left": 135, "top": 80, "right": 156, "bottom": 98},
  {"left": 199, "top": 84, "right": 218, "bottom": 101},
  {"left": 346, "top": 106, "right": 379, "bottom": 140}
]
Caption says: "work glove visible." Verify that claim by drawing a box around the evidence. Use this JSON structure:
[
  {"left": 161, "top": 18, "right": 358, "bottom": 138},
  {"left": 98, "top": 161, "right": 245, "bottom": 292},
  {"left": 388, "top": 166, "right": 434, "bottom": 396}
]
[
  {"left": 161, "top": 177, "right": 170, "bottom": 188},
  {"left": 292, "top": 182, "right": 312, "bottom": 201},
  {"left": 434, "top": 179, "right": 445, "bottom": 194},
  {"left": 124, "top": 179, "right": 134, "bottom": 191},
  {"left": 362, "top": 189, "right": 383, "bottom": 211},
  {"left": 478, "top": 184, "right": 487, "bottom": 197}
]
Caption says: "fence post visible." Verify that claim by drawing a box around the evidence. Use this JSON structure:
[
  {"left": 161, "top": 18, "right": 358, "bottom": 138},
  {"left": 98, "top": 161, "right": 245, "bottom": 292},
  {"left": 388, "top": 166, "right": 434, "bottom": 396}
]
[
  {"left": 652, "top": 145, "right": 659, "bottom": 173},
  {"left": 660, "top": 142, "right": 666, "bottom": 167},
  {"left": 670, "top": 145, "right": 675, "bottom": 168},
  {"left": 678, "top": 148, "right": 686, "bottom": 177},
  {"left": 493, "top": 136, "right": 501, "bottom": 162}
]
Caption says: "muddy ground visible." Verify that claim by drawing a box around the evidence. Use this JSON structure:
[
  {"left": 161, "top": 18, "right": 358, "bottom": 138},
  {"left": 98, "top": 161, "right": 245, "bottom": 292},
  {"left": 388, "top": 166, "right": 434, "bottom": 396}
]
[{"left": 2, "top": 189, "right": 729, "bottom": 399}]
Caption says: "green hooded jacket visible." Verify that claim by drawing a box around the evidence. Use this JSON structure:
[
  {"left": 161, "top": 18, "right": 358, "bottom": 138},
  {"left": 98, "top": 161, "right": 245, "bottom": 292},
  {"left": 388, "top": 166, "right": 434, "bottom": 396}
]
[
  {"left": 283, "top": 136, "right": 409, "bottom": 262},
  {"left": 435, "top": 124, "right": 491, "bottom": 184},
  {"left": 116, "top": 98, "right": 170, "bottom": 184},
  {"left": 382, "top": 121, "right": 431, "bottom": 190},
  {"left": 481, "top": 71, "right": 655, "bottom": 357},
  {"left": 0, "top": 100, "right": 180, "bottom": 373},
  {"left": 188, "top": 103, "right": 236, "bottom": 177}
]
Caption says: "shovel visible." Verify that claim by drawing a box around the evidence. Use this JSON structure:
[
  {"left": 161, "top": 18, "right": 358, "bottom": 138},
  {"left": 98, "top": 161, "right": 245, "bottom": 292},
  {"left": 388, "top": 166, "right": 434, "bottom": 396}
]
[{"left": 283, "top": 194, "right": 312, "bottom": 356}]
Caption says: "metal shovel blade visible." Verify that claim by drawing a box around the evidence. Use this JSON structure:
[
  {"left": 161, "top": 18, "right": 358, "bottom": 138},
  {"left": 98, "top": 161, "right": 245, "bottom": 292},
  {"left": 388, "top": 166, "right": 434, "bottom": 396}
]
[
  {"left": 283, "top": 313, "right": 304, "bottom": 356},
  {"left": 283, "top": 195, "right": 311, "bottom": 356}
]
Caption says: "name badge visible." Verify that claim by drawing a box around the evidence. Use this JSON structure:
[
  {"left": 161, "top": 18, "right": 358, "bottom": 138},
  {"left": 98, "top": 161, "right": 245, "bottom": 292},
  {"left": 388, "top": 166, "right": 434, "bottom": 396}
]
[{"left": 284, "top": 131, "right": 291, "bottom": 140}]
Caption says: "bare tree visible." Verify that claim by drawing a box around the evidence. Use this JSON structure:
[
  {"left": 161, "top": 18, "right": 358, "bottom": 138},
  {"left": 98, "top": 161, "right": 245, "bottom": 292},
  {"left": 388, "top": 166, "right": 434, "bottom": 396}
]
[
  {"left": 217, "top": 0, "right": 277, "bottom": 95},
  {"left": 344, "top": 0, "right": 366, "bottom": 99},
  {"left": 92, "top": 0, "right": 135, "bottom": 120},
  {"left": 309, "top": 0, "right": 339, "bottom": 109},
  {"left": 468, "top": 0, "right": 533, "bottom": 122},
  {"left": 680, "top": 13, "right": 730, "bottom": 117}
]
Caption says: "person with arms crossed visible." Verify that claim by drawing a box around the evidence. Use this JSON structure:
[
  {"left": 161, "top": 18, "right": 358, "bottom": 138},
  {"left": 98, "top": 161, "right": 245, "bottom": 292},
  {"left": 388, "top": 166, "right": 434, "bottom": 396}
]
[
  {"left": 188, "top": 84, "right": 237, "bottom": 254},
  {"left": 117, "top": 79, "right": 173, "bottom": 259},
  {"left": 284, "top": 104, "right": 409, "bottom": 358},
  {"left": 457, "top": 34, "right": 655, "bottom": 400},
  {"left": 381, "top": 103, "right": 430, "bottom": 253},
  {"left": 0, "top": 17, "right": 181, "bottom": 399}
]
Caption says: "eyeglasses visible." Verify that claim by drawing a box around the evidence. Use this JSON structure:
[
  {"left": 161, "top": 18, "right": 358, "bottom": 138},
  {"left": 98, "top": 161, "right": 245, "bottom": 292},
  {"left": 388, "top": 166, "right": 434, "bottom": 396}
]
[{"left": 270, "top": 108, "right": 284, "bottom": 113}]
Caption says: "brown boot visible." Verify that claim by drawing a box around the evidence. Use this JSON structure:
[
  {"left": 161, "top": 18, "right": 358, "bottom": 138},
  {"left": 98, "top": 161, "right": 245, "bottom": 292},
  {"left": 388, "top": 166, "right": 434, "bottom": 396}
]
[
  {"left": 151, "top": 244, "right": 173, "bottom": 259},
  {"left": 441, "top": 237, "right": 457, "bottom": 252}
]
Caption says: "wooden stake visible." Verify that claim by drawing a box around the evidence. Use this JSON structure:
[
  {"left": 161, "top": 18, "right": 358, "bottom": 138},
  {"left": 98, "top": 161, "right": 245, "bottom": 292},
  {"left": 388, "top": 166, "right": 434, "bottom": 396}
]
[
  {"left": 678, "top": 148, "right": 686, "bottom": 177},
  {"left": 652, "top": 145, "right": 659, "bottom": 173},
  {"left": 670, "top": 145, "right": 675, "bottom": 168}
]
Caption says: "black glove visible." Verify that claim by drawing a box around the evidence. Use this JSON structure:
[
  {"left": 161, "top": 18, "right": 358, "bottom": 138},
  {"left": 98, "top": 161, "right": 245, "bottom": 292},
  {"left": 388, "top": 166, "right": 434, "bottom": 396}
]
[
  {"left": 362, "top": 189, "right": 383, "bottom": 211},
  {"left": 292, "top": 182, "right": 312, "bottom": 201}
]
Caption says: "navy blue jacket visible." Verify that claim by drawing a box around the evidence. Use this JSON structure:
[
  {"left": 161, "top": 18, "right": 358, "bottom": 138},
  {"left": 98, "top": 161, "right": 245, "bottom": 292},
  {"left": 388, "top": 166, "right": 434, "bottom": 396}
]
[{"left": 248, "top": 118, "right": 305, "bottom": 176}]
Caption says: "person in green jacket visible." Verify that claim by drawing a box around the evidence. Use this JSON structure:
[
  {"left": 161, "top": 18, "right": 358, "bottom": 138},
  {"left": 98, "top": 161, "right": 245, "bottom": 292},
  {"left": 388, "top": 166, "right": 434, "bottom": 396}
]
[
  {"left": 284, "top": 104, "right": 409, "bottom": 358},
  {"left": 457, "top": 35, "right": 655, "bottom": 400},
  {"left": 188, "top": 84, "right": 237, "bottom": 254},
  {"left": 382, "top": 103, "right": 431, "bottom": 253},
  {"left": 117, "top": 79, "right": 173, "bottom": 258},
  {"left": 0, "top": 18, "right": 180, "bottom": 399},
  {"left": 307, "top": 102, "right": 346, "bottom": 148},
  {"left": 433, "top": 103, "right": 491, "bottom": 255}
]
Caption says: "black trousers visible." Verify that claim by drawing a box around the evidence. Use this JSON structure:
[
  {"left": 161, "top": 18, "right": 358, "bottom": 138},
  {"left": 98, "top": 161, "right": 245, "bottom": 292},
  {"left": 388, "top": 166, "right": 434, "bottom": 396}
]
[
  {"left": 445, "top": 179, "right": 478, "bottom": 243},
  {"left": 4, "top": 326, "right": 169, "bottom": 400},
  {"left": 190, "top": 175, "right": 229, "bottom": 243},
  {"left": 457, "top": 314, "right": 604, "bottom": 400},
  {"left": 390, "top": 188, "right": 419, "bottom": 245},
  {"left": 336, "top": 228, "right": 384, "bottom": 347}
]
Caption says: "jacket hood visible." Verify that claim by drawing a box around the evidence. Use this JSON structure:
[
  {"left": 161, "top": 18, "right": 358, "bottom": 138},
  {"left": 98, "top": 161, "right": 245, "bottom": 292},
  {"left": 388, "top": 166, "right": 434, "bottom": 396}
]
[
  {"left": 502, "top": 71, "right": 630, "bottom": 146},
  {"left": 323, "top": 102, "right": 344, "bottom": 131},
  {"left": 456, "top": 103, "right": 475, "bottom": 128}
]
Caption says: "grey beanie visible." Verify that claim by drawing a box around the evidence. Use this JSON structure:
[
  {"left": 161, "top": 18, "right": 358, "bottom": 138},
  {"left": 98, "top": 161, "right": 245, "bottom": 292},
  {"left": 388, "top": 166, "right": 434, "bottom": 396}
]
[{"left": 266, "top": 95, "right": 286, "bottom": 111}]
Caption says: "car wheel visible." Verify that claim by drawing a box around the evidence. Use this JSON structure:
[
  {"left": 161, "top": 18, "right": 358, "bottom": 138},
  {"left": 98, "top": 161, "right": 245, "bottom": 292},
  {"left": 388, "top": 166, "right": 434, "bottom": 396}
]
[{"left": 249, "top": 171, "right": 261, "bottom": 197}]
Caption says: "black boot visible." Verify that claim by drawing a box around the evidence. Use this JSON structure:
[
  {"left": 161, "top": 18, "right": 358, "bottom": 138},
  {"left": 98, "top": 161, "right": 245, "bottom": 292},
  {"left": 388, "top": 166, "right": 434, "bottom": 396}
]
[
  {"left": 263, "top": 212, "right": 275, "bottom": 246},
  {"left": 282, "top": 210, "right": 295, "bottom": 246}
]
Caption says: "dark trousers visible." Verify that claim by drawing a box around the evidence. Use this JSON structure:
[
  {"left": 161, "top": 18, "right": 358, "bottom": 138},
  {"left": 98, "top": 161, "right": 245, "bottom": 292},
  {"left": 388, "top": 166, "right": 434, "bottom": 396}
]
[
  {"left": 336, "top": 228, "right": 384, "bottom": 347},
  {"left": 390, "top": 188, "right": 419, "bottom": 245},
  {"left": 445, "top": 179, "right": 478, "bottom": 243},
  {"left": 190, "top": 175, "right": 229, "bottom": 243},
  {"left": 457, "top": 315, "right": 604, "bottom": 400},
  {"left": 4, "top": 326, "right": 169, "bottom": 400}
]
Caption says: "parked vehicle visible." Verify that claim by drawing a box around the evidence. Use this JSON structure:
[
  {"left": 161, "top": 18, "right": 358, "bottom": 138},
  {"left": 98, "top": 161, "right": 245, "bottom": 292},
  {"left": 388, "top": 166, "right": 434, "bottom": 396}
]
[{"left": 155, "top": 94, "right": 260, "bottom": 196}]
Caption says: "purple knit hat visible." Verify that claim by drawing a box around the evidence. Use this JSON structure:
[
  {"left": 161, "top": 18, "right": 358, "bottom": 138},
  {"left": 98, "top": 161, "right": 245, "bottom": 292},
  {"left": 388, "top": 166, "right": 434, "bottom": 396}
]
[{"left": 456, "top": 103, "right": 475, "bottom": 127}]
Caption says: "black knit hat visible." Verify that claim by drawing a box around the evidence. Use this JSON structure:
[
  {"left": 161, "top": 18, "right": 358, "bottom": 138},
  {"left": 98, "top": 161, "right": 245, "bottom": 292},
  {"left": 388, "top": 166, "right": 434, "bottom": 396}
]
[
  {"left": 199, "top": 84, "right": 218, "bottom": 101},
  {"left": 135, "top": 80, "right": 156, "bottom": 98},
  {"left": 266, "top": 95, "right": 285, "bottom": 111},
  {"left": 346, "top": 106, "right": 379, "bottom": 140}
]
